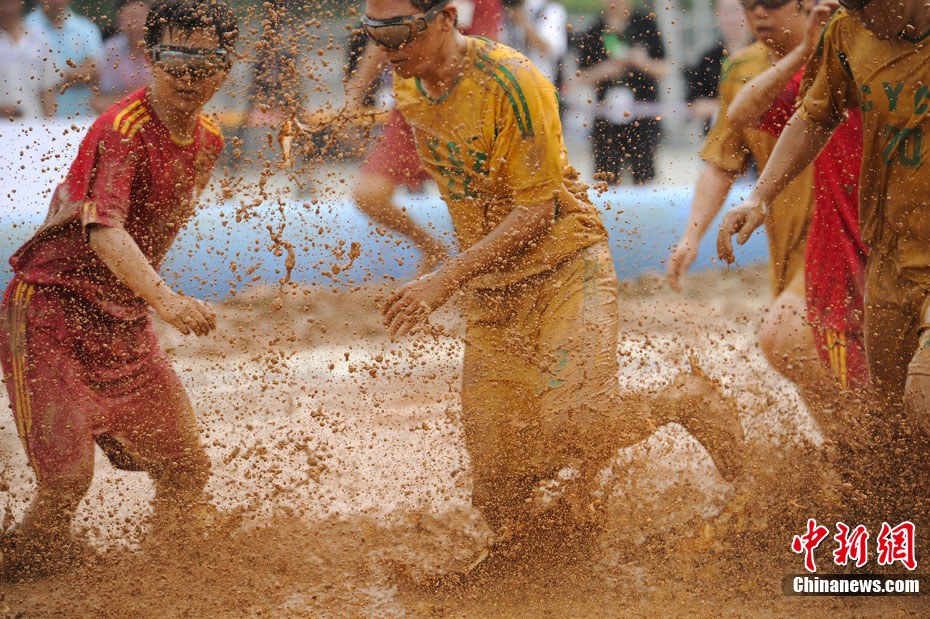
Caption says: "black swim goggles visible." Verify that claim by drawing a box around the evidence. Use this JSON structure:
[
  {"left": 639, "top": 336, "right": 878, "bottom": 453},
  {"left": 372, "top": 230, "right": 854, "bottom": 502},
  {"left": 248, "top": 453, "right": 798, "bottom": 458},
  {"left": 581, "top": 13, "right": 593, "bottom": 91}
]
[
  {"left": 738, "top": 0, "right": 794, "bottom": 10},
  {"left": 149, "top": 45, "right": 232, "bottom": 79},
  {"left": 361, "top": 0, "right": 451, "bottom": 50}
]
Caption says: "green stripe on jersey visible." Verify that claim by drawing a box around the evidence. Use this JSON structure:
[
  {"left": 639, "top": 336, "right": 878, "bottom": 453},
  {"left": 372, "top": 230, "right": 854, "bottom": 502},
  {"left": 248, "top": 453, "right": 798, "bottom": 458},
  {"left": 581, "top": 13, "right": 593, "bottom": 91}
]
[{"left": 475, "top": 60, "right": 528, "bottom": 138}]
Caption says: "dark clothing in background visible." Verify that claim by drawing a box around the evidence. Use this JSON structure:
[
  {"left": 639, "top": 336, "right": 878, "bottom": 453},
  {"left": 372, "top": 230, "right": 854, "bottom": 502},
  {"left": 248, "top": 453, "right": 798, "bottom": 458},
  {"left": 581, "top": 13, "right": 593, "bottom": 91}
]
[
  {"left": 683, "top": 40, "right": 726, "bottom": 135},
  {"left": 684, "top": 40, "right": 725, "bottom": 102},
  {"left": 574, "top": 12, "right": 665, "bottom": 184}
]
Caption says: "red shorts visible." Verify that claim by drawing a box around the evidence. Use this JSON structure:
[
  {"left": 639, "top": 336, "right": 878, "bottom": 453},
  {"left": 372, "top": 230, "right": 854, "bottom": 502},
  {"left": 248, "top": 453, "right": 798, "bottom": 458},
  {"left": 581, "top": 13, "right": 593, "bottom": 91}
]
[
  {"left": 360, "top": 109, "right": 431, "bottom": 190},
  {"left": 811, "top": 324, "right": 869, "bottom": 392},
  {"left": 0, "top": 277, "right": 196, "bottom": 486}
]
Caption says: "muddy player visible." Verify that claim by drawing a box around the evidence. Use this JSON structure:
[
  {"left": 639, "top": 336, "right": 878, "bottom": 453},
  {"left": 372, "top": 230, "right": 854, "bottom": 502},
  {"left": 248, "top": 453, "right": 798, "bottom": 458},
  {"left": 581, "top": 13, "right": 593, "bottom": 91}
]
[
  {"left": 347, "top": 0, "right": 502, "bottom": 275},
  {"left": 0, "top": 0, "right": 237, "bottom": 578},
  {"left": 718, "top": 0, "right": 930, "bottom": 416},
  {"left": 725, "top": 0, "right": 868, "bottom": 399},
  {"left": 717, "top": 0, "right": 930, "bottom": 528},
  {"left": 366, "top": 0, "right": 745, "bottom": 550},
  {"left": 667, "top": 0, "right": 825, "bottom": 409}
]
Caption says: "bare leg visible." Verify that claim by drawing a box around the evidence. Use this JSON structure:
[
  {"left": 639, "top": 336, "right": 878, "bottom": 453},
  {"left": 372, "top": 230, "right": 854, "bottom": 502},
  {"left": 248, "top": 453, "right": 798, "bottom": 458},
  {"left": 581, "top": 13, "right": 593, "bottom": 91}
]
[
  {"left": 352, "top": 172, "right": 448, "bottom": 273},
  {"left": 757, "top": 287, "right": 841, "bottom": 438},
  {"left": 119, "top": 387, "right": 217, "bottom": 538},
  {"left": 148, "top": 447, "right": 213, "bottom": 534},
  {"left": 4, "top": 472, "right": 94, "bottom": 579}
]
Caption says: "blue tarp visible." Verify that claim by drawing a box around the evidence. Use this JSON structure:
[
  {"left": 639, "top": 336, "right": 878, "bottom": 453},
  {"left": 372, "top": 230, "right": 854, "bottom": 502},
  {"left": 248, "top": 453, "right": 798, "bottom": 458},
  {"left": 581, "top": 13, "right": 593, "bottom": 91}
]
[{"left": 0, "top": 184, "right": 767, "bottom": 299}]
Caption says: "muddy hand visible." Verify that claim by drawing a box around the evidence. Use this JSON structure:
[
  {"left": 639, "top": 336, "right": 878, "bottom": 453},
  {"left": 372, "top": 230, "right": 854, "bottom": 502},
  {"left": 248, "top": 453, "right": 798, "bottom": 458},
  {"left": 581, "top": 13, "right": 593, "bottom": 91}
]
[
  {"left": 717, "top": 200, "right": 767, "bottom": 265},
  {"left": 667, "top": 234, "right": 700, "bottom": 292},
  {"left": 155, "top": 292, "right": 216, "bottom": 336},
  {"left": 382, "top": 270, "right": 458, "bottom": 337}
]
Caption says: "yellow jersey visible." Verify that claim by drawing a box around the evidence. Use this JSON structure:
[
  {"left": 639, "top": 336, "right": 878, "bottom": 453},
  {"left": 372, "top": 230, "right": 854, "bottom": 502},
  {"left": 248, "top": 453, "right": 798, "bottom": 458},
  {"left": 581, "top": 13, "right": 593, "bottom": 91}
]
[
  {"left": 800, "top": 10, "right": 930, "bottom": 287},
  {"left": 701, "top": 41, "right": 814, "bottom": 295},
  {"left": 394, "top": 36, "right": 608, "bottom": 289}
]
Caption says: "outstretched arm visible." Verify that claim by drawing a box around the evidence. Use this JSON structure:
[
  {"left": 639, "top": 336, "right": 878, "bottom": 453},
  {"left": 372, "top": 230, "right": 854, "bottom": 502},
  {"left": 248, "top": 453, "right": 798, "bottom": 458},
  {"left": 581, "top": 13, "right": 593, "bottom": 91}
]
[
  {"left": 88, "top": 226, "right": 216, "bottom": 335},
  {"left": 717, "top": 113, "right": 834, "bottom": 263},
  {"left": 666, "top": 164, "right": 737, "bottom": 291},
  {"left": 727, "top": 1, "right": 838, "bottom": 130},
  {"left": 382, "top": 199, "right": 555, "bottom": 336},
  {"left": 345, "top": 42, "right": 385, "bottom": 112},
  {"left": 726, "top": 45, "right": 808, "bottom": 130}
]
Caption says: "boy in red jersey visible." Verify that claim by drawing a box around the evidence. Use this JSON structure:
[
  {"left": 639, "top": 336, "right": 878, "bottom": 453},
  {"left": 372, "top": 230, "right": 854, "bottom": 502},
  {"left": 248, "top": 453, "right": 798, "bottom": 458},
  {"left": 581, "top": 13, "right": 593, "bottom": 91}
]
[{"left": 0, "top": 0, "right": 237, "bottom": 578}]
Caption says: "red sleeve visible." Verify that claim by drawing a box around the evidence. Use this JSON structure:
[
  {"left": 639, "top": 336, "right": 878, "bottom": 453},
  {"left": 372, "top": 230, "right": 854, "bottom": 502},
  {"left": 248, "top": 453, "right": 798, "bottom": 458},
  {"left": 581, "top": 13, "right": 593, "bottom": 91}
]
[
  {"left": 758, "top": 68, "right": 804, "bottom": 137},
  {"left": 463, "top": 0, "right": 502, "bottom": 39},
  {"left": 80, "top": 127, "right": 143, "bottom": 231}
]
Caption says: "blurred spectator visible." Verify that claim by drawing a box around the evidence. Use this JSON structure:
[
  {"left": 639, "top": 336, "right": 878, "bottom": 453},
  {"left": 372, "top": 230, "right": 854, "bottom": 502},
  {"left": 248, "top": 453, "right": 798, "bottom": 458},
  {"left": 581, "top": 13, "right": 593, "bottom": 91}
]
[
  {"left": 93, "top": 0, "right": 151, "bottom": 114},
  {"left": 246, "top": 0, "right": 303, "bottom": 126},
  {"left": 26, "top": 0, "right": 103, "bottom": 118},
  {"left": 683, "top": 0, "right": 752, "bottom": 134},
  {"left": 501, "top": 0, "right": 567, "bottom": 86},
  {"left": 0, "top": 0, "right": 55, "bottom": 119},
  {"left": 574, "top": 0, "right": 667, "bottom": 185}
]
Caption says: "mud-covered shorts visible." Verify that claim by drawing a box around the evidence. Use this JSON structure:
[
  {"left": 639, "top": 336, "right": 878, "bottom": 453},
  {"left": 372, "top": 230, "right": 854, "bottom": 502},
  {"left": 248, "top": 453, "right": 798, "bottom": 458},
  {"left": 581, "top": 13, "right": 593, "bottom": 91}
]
[
  {"left": 863, "top": 253, "right": 930, "bottom": 405},
  {"left": 461, "top": 241, "right": 648, "bottom": 488},
  {"left": 0, "top": 276, "right": 201, "bottom": 486},
  {"left": 811, "top": 326, "right": 869, "bottom": 392}
]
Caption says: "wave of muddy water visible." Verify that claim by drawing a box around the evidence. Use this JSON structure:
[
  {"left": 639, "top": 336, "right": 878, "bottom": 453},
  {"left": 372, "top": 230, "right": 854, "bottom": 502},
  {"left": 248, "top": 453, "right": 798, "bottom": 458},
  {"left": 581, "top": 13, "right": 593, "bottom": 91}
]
[{"left": 1, "top": 266, "right": 926, "bottom": 617}]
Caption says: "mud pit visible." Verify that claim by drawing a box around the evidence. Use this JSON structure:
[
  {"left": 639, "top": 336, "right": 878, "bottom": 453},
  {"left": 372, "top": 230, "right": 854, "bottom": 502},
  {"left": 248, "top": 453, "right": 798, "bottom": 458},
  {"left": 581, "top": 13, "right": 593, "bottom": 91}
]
[{"left": 1, "top": 266, "right": 926, "bottom": 617}]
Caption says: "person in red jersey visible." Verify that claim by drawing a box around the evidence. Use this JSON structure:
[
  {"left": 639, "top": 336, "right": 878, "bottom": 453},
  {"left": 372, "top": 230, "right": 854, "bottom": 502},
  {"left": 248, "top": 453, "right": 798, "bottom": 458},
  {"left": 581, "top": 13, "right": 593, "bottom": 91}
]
[
  {"left": 346, "top": 0, "right": 503, "bottom": 274},
  {"left": 725, "top": 0, "right": 868, "bottom": 400},
  {"left": 757, "top": 77, "right": 867, "bottom": 394},
  {"left": 0, "top": 0, "right": 237, "bottom": 579}
]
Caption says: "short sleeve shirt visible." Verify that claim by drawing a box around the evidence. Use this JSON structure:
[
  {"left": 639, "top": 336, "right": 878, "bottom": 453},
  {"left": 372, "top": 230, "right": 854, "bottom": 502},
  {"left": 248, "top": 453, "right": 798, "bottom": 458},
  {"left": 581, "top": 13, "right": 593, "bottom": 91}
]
[
  {"left": 799, "top": 10, "right": 930, "bottom": 285},
  {"left": 10, "top": 89, "right": 224, "bottom": 319},
  {"left": 574, "top": 13, "right": 665, "bottom": 105},
  {"left": 394, "top": 37, "right": 607, "bottom": 289},
  {"left": 700, "top": 41, "right": 814, "bottom": 294}
]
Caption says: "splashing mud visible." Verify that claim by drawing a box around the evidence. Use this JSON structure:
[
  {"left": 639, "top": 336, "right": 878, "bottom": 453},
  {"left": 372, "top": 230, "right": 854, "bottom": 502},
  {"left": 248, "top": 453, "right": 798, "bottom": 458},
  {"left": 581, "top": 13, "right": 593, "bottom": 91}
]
[{"left": 1, "top": 267, "right": 926, "bottom": 617}]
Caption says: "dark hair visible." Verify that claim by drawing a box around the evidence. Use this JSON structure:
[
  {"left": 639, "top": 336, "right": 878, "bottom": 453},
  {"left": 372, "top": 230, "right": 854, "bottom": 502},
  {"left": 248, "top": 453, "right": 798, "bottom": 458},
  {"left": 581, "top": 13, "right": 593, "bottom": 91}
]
[
  {"left": 409, "top": 0, "right": 451, "bottom": 13},
  {"left": 144, "top": 0, "right": 239, "bottom": 51}
]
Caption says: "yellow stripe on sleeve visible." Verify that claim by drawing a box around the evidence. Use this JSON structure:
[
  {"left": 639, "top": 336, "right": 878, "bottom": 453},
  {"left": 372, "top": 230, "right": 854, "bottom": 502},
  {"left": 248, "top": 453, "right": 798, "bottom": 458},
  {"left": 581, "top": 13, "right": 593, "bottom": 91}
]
[
  {"left": 126, "top": 115, "right": 151, "bottom": 139},
  {"left": 838, "top": 331, "right": 848, "bottom": 391},
  {"left": 119, "top": 106, "right": 147, "bottom": 135},
  {"left": 112, "top": 100, "right": 143, "bottom": 132}
]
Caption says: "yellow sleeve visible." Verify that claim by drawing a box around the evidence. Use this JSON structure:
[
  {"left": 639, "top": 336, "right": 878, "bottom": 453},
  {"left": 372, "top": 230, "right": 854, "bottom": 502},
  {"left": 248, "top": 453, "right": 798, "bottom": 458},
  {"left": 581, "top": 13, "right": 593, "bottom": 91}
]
[
  {"left": 486, "top": 62, "right": 563, "bottom": 208},
  {"left": 699, "top": 58, "right": 750, "bottom": 173},
  {"left": 798, "top": 13, "right": 856, "bottom": 129}
]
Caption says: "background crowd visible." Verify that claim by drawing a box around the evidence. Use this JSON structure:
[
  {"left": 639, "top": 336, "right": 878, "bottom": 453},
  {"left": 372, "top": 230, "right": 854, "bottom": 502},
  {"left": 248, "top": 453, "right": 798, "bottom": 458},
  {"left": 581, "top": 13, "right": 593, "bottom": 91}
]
[{"left": 0, "top": 0, "right": 752, "bottom": 188}]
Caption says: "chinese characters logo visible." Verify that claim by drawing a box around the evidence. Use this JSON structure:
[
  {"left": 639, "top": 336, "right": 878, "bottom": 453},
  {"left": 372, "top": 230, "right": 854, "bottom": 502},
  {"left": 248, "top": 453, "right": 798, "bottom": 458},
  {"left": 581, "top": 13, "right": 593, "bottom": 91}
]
[{"left": 791, "top": 519, "right": 916, "bottom": 572}]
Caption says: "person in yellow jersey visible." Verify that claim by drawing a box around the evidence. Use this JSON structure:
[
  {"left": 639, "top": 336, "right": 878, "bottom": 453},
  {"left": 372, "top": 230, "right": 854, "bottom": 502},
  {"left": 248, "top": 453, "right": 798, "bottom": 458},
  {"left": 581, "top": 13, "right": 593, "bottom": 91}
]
[
  {"left": 668, "top": 0, "right": 830, "bottom": 411},
  {"left": 717, "top": 0, "right": 930, "bottom": 523},
  {"left": 718, "top": 0, "right": 930, "bottom": 417},
  {"left": 365, "top": 0, "right": 745, "bottom": 553}
]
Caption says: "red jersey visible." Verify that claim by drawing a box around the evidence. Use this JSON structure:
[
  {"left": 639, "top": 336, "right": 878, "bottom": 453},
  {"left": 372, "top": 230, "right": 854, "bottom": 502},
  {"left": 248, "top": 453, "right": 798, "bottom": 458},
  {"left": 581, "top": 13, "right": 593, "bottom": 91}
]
[
  {"left": 9, "top": 88, "right": 224, "bottom": 320},
  {"left": 460, "top": 0, "right": 503, "bottom": 39},
  {"left": 760, "top": 69, "right": 867, "bottom": 333}
]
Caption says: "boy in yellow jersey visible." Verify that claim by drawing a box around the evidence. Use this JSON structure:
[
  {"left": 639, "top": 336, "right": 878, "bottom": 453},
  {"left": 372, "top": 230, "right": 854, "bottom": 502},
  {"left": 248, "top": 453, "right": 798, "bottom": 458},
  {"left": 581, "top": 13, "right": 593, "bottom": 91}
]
[
  {"left": 718, "top": 0, "right": 930, "bottom": 419},
  {"left": 668, "top": 0, "right": 829, "bottom": 414},
  {"left": 717, "top": 0, "right": 930, "bottom": 529},
  {"left": 365, "top": 0, "right": 745, "bottom": 550}
]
